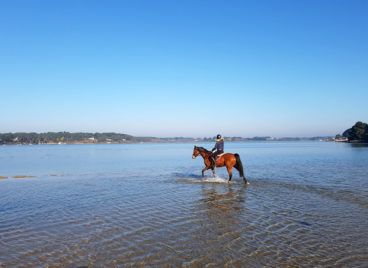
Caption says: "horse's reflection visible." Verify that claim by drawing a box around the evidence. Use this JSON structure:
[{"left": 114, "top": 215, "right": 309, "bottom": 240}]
[
  {"left": 196, "top": 184, "right": 246, "bottom": 232},
  {"left": 187, "top": 185, "right": 248, "bottom": 264},
  {"left": 202, "top": 185, "right": 244, "bottom": 214}
]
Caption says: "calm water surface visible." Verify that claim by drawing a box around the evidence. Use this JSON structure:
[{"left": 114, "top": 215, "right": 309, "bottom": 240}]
[{"left": 0, "top": 142, "right": 368, "bottom": 267}]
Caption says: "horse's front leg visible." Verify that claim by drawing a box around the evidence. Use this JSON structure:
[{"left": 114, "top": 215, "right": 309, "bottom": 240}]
[
  {"left": 212, "top": 167, "right": 216, "bottom": 178},
  {"left": 202, "top": 166, "right": 209, "bottom": 177}
]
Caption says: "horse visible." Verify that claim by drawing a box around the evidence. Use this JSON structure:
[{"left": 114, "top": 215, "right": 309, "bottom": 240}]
[{"left": 192, "top": 146, "right": 249, "bottom": 184}]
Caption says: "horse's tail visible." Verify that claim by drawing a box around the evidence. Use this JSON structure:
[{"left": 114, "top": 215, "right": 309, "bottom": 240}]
[{"left": 234, "top": 153, "right": 248, "bottom": 184}]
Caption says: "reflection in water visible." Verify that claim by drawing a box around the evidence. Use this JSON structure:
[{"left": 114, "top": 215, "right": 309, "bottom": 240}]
[
  {"left": 185, "top": 185, "right": 248, "bottom": 265},
  {"left": 350, "top": 143, "right": 368, "bottom": 148},
  {"left": 200, "top": 185, "right": 245, "bottom": 223}
]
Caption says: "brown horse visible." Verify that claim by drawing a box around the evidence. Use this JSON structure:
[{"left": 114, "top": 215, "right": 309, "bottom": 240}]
[{"left": 192, "top": 146, "right": 248, "bottom": 184}]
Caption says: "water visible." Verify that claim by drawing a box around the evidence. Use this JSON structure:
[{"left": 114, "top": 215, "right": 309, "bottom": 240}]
[{"left": 0, "top": 142, "right": 367, "bottom": 267}]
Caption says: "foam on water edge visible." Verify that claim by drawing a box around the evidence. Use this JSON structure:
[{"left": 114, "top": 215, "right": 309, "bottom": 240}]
[
  {"left": 201, "top": 176, "right": 230, "bottom": 183},
  {"left": 175, "top": 175, "right": 232, "bottom": 184}
]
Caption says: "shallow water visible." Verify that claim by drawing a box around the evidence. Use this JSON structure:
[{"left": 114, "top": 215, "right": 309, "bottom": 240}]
[{"left": 0, "top": 142, "right": 368, "bottom": 267}]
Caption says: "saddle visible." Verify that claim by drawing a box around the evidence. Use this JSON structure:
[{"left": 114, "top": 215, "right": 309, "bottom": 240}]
[
  {"left": 215, "top": 152, "right": 226, "bottom": 159},
  {"left": 212, "top": 152, "right": 226, "bottom": 162}
]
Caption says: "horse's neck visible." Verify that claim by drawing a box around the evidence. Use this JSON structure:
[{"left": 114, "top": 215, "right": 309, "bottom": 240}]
[{"left": 200, "top": 150, "right": 210, "bottom": 158}]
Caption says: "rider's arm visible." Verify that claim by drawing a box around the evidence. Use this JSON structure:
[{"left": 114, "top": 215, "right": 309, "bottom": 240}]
[{"left": 212, "top": 142, "right": 218, "bottom": 152}]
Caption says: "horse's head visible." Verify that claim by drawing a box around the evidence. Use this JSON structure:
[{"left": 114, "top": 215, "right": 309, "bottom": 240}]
[{"left": 192, "top": 146, "right": 200, "bottom": 159}]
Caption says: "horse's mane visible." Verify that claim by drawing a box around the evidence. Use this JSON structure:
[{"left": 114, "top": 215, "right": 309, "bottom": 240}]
[{"left": 195, "top": 146, "right": 211, "bottom": 153}]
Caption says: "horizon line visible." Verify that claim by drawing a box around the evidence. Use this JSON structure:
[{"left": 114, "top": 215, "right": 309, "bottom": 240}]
[{"left": 0, "top": 131, "right": 335, "bottom": 139}]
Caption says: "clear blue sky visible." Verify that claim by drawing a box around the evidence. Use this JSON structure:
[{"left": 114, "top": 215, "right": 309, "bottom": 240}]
[{"left": 1, "top": 0, "right": 367, "bottom": 137}]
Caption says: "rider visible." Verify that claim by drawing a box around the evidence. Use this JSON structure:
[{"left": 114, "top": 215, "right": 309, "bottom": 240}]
[{"left": 211, "top": 134, "right": 224, "bottom": 167}]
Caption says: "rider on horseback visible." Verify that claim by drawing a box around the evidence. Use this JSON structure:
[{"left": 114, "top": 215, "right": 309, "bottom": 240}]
[{"left": 211, "top": 134, "right": 224, "bottom": 168}]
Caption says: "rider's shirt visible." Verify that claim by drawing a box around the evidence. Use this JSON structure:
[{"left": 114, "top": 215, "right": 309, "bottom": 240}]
[{"left": 212, "top": 139, "right": 224, "bottom": 152}]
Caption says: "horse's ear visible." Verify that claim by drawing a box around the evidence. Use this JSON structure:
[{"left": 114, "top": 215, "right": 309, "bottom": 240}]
[{"left": 194, "top": 145, "right": 196, "bottom": 148}]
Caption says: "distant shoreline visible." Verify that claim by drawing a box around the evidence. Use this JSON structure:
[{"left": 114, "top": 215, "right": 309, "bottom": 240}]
[
  {"left": 1, "top": 139, "right": 335, "bottom": 146},
  {"left": 3, "top": 140, "right": 366, "bottom": 146},
  {"left": 0, "top": 132, "right": 336, "bottom": 145}
]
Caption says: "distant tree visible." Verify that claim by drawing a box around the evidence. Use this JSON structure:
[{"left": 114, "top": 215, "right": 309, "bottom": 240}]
[
  {"left": 342, "top": 121, "right": 368, "bottom": 142},
  {"left": 0, "top": 131, "right": 141, "bottom": 144}
]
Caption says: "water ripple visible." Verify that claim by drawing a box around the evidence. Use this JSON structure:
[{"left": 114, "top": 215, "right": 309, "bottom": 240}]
[{"left": 1, "top": 143, "right": 368, "bottom": 266}]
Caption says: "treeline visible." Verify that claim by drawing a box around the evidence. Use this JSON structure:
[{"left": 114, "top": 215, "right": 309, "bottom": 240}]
[
  {"left": 338, "top": 121, "right": 368, "bottom": 143},
  {"left": 0, "top": 132, "right": 152, "bottom": 144},
  {"left": 0, "top": 132, "right": 336, "bottom": 145}
]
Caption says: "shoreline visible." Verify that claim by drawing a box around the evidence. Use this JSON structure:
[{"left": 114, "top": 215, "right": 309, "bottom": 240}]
[{"left": 0, "top": 140, "right": 330, "bottom": 146}]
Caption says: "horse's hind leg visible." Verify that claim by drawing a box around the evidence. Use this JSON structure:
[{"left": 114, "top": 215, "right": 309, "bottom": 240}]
[
  {"left": 234, "top": 162, "right": 249, "bottom": 185},
  {"left": 226, "top": 166, "right": 233, "bottom": 182}
]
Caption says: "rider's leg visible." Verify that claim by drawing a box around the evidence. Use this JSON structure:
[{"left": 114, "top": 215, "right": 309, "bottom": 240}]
[{"left": 211, "top": 151, "right": 218, "bottom": 168}]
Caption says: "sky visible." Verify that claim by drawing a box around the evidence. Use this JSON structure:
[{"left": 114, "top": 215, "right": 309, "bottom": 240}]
[{"left": 1, "top": 0, "right": 367, "bottom": 137}]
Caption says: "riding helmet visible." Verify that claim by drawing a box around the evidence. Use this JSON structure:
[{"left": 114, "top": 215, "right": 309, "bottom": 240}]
[{"left": 216, "top": 134, "right": 222, "bottom": 140}]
